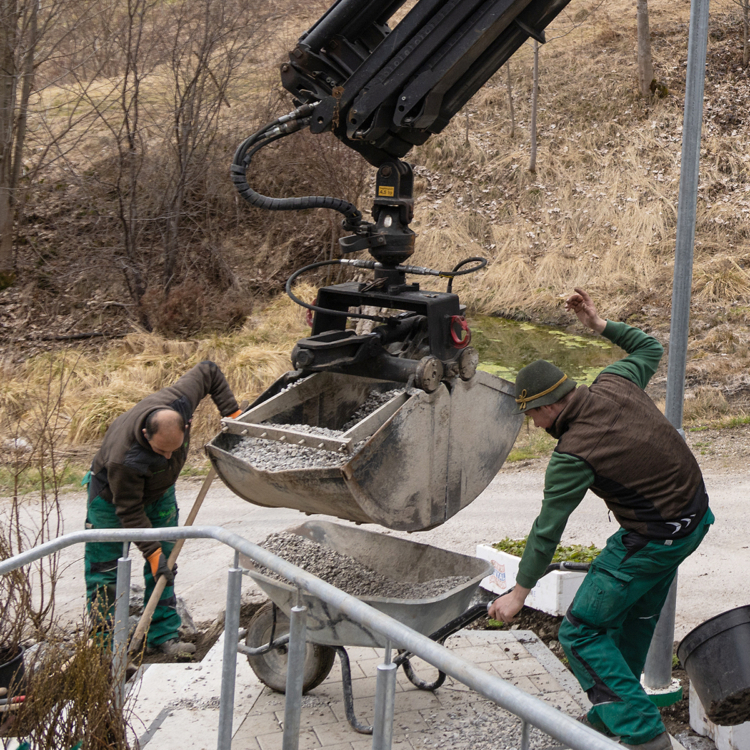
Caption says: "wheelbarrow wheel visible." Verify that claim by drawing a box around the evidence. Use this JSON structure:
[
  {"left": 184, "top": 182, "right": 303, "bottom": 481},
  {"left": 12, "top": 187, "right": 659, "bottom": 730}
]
[{"left": 245, "top": 601, "right": 335, "bottom": 694}]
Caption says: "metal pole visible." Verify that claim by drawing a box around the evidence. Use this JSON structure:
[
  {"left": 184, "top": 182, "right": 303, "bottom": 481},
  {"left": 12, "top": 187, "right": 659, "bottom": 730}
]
[
  {"left": 283, "top": 595, "right": 308, "bottom": 750},
  {"left": 521, "top": 720, "right": 531, "bottom": 750},
  {"left": 644, "top": 0, "right": 710, "bottom": 689},
  {"left": 217, "top": 553, "right": 243, "bottom": 750},
  {"left": 372, "top": 642, "right": 398, "bottom": 750},
  {"left": 113, "top": 544, "right": 131, "bottom": 710}
]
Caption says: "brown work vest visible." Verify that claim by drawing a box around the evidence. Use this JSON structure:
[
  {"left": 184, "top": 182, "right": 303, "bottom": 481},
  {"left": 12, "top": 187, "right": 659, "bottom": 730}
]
[{"left": 552, "top": 373, "right": 708, "bottom": 539}]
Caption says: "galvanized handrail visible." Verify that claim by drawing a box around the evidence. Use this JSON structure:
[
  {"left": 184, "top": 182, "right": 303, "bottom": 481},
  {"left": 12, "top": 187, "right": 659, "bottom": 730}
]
[{"left": 0, "top": 527, "right": 620, "bottom": 750}]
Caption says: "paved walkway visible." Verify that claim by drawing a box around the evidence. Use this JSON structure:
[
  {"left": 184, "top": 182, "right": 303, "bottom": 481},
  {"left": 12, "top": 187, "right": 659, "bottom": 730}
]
[{"left": 127, "top": 629, "right": 590, "bottom": 750}]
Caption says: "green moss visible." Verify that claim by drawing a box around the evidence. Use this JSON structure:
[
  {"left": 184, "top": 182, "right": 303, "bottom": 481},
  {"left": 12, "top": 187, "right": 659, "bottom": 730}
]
[
  {"left": 471, "top": 316, "right": 623, "bottom": 386},
  {"left": 491, "top": 536, "right": 601, "bottom": 563},
  {"left": 0, "top": 464, "right": 87, "bottom": 495}
]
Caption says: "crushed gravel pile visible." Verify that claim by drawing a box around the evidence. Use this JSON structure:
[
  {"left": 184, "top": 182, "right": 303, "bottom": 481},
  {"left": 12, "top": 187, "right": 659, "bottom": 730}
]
[
  {"left": 228, "top": 388, "right": 403, "bottom": 472},
  {"left": 255, "top": 532, "right": 471, "bottom": 600},
  {"left": 230, "top": 435, "right": 350, "bottom": 471},
  {"left": 340, "top": 389, "right": 401, "bottom": 431}
]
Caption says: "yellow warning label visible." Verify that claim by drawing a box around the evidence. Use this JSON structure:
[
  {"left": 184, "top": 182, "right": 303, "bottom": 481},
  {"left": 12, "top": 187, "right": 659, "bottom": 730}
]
[{"left": 378, "top": 186, "right": 395, "bottom": 197}]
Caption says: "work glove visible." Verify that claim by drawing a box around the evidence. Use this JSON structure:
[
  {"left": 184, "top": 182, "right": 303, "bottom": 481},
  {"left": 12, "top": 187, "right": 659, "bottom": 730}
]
[
  {"left": 227, "top": 408, "right": 242, "bottom": 419},
  {"left": 146, "top": 549, "right": 176, "bottom": 586}
]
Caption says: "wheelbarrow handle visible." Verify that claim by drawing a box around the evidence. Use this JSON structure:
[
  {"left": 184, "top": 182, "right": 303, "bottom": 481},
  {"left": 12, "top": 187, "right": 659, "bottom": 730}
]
[{"left": 485, "top": 561, "right": 591, "bottom": 611}]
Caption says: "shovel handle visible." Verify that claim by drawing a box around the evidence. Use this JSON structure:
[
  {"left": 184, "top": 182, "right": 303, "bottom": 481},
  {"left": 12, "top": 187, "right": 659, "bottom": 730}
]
[{"left": 128, "top": 466, "right": 217, "bottom": 655}]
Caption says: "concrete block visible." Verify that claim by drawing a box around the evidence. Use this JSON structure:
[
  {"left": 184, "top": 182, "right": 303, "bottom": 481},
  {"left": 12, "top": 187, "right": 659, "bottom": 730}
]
[
  {"left": 256, "top": 728, "right": 320, "bottom": 750},
  {"left": 393, "top": 688, "right": 443, "bottom": 713},
  {"left": 130, "top": 629, "right": 264, "bottom": 747},
  {"left": 476, "top": 545, "right": 586, "bottom": 616},
  {"left": 313, "top": 718, "right": 371, "bottom": 747},
  {"left": 529, "top": 673, "right": 564, "bottom": 693},
  {"left": 274, "top": 703, "right": 339, "bottom": 730},
  {"left": 492, "top": 657, "right": 547, "bottom": 679},
  {"left": 237, "top": 710, "right": 282, "bottom": 736},
  {"left": 391, "top": 709, "right": 430, "bottom": 734}
]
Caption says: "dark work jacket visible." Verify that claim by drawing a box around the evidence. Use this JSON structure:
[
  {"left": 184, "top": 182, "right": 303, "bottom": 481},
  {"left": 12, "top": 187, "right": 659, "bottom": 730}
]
[
  {"left": 553, "top": 373, "right": 708, "bottom": 539},
  {"left": 89, "top": 361, "right": 238, "bottom": 556}
]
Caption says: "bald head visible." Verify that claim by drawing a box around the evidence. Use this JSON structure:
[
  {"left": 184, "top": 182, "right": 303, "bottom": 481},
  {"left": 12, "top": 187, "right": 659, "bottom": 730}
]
[{"left": 143, "top": 409, "right": 185, "bottom": 459}]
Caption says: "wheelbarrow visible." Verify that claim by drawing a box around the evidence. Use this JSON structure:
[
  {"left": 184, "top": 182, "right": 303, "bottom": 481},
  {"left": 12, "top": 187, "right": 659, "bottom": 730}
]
[
  {"left": 238, "top": 521, "right": 590, "bottom": 734},
  {"left": 207, "top": 369, "right": 522, "bottom": 532}
]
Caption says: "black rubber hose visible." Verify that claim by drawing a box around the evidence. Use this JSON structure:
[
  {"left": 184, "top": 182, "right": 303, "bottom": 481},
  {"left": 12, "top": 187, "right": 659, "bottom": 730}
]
[
  {"left": 446, "top": 256, "right": 487, "bottom": 293},
  {"left": 231, "top": 114, "right": 363, "bottom": 226},
  {"left": 285, "top": 259, "right": 395, "bottom": 323}
]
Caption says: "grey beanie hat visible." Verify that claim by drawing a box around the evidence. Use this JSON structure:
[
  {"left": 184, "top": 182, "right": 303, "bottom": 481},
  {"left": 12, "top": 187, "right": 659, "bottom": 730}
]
[{"left": 513, "top": 360, "right": 577, "bottom": 415}]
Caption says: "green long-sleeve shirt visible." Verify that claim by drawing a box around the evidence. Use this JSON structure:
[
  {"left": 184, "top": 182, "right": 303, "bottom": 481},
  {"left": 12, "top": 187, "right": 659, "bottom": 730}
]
[{"left": 515, "top": 321, "right": 664, "bottom": 589}]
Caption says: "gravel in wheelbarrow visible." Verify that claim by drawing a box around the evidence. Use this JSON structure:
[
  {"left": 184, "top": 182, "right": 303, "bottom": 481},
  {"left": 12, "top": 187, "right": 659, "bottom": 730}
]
[
  {"left": 256, "top": 531, "right": 472, "bottom": 599},
  {"left": 242, "top": 520, "right": 493, "bottom": 649}
]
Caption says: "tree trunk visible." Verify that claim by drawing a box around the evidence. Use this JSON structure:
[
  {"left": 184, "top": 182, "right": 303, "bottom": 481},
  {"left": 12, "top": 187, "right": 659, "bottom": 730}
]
[
  {"left": 0, "top": 0, "right": 19, "bottom": 287},
  {"left": 637, "top": 0, "right": 654, "bottom": 97},
  {"left": 529, "top": 41, "right": 539, "bottom": 174},
  {"left": 506, "top": 62, "right": 515, "bottom": 139},
  {"left": 744, "top": 0, "right": 749, "bottom": 67},
  {"left": 11, "top": 0, "right": 35, "bottom": 197},
  {"left": 9, "top": 0, "right": 35, "bottom": 236}
]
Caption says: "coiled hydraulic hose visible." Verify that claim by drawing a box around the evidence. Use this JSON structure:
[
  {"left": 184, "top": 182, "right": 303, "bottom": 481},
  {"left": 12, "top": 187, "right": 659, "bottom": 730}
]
[{"left": 231, "top": 103, "right": 364, "bottom": 230}]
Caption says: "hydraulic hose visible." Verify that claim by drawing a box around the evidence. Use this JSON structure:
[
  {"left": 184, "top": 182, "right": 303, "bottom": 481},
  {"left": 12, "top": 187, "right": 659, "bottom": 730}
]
[
  {"left": 231, "top": 103, "right": 364, "bottom": 228},
  {"left": 286, "top": 256, "right": 489, "bottom": 322},
  {"left": 286, "top": 259, "right": 395, "bottom": 323},
  {"left": 446, "top": 257, "right": 487, "bottom": 293}
]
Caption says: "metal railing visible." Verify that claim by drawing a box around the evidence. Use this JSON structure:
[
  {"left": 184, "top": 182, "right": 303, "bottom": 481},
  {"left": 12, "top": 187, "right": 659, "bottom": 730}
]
[{"left": 0, "top": 527, "right": 620, "bottom": 750}]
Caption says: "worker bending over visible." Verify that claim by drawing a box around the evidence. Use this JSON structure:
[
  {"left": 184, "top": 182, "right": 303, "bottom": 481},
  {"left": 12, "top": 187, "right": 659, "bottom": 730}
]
[
  {"left": 490, "top": 288, "right": 713, "bottom": 750},
  {"left": 84, "top": 361, "right": 240, "bottom": 656}
]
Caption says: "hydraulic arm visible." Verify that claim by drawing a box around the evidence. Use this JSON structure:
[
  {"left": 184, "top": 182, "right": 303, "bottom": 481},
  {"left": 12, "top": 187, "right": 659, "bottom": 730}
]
[{"left": 231, "top": 0, "right": 573, "bottom": 389}]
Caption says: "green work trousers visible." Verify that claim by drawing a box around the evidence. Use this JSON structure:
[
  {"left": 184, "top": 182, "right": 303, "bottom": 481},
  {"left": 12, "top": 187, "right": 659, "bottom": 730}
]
[
  {"left": 84, "top": 486, "right": 181, "bottom": 648},
  {"left": 559, "top": 508, "right": 714, "bottom": 745}
]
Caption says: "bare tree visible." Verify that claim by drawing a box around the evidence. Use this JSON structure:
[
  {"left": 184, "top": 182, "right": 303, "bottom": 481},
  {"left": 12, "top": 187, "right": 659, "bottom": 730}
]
[
  {"left": 158, "top": 0, "right": 263, "bottom": 293},
  {"left": 730, "top": 0, "right": 749, "bottom": 66},
  {"left": 0, "top": 0, "right": 102, "bottom": 290},
  {"left": 637, "top": 0, "right": 654, "bottom": 97},
  {"left": 0, "top": 0, "right": 34, "bottom": 288},
  {"left": 506, "top": 61, "right": 515, "bottom": 138},
  {"left": 65, "top": 0, "right": 270, "bottom": 328},
  {"left": 529, "top": 40, "right": 539, "bottom": 173}
]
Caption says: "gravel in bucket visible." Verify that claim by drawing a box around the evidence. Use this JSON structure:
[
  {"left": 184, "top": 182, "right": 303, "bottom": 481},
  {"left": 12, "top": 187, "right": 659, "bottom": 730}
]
[
  {"left": 255, "top": 532, "right": 471, "bottom": 600},
  {"left": 228, "top": 388, "right": 402, "bottom": 472}
]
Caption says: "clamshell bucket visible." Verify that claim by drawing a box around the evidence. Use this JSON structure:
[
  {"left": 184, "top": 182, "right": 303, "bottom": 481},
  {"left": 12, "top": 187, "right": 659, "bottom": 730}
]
[{"left": 206, "top": 370, "right": 522, "bottom": 532}]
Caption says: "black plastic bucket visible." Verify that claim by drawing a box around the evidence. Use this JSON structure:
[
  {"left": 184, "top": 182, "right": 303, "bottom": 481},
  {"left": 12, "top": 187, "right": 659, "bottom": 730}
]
[
  {"left": 0, "top": 646, "right": 25, "bottom": 695},
  {"left": 678, "top": 605, "right": 750, "bottom": 726}
]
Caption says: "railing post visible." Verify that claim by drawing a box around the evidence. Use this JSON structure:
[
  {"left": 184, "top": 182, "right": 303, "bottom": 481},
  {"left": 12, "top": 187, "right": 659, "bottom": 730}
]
[
  {"left": 217, "top": 552, "right": 243, "bottom": 750},
  {"left": 372, "top": 641, "right": 397, "bottom": 750},
  {"left": 521, "top": 719, "right": 530, "bottom": 750},
  {"left": 282, "top": 592, "right": 308, "bottom": 750},
  {"left": 113, "top": 543, "right": 131, "bottom": 710}
]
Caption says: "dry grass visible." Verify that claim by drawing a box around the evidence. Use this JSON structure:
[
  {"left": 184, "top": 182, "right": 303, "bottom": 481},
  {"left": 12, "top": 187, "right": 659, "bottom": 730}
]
[
  {"left": 0, "top": 287, "right": 313, "bottom": 456},
  {"left": 5, "top": 0, "right": 750, "bottom": 445},
  {"left": 409, "top": 0, "right": 750, "bottom": 330}
]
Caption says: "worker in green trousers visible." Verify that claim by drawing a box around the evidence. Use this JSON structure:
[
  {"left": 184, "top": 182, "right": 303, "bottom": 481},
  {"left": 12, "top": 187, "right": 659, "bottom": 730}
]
[
  {"left": 490, "top": 288, "right": 713, "bottom": 750},
  {"left": 83, "top": 361, "right": 241, "bottom": 656},
  {"left": 85, "top": 486, "right": 180, "bottom": 648}
]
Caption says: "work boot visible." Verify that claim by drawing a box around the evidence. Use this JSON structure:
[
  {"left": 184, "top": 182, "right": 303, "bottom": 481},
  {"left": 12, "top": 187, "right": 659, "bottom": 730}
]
[
  {"left": 576, "top": 714, "right": 619, "bottom": 739},
  {"left": 153, "top": 638, "right": 196, "bottom": 656},
  {"left": 621, "top": 733, "right": 672, "bottom": 750}
]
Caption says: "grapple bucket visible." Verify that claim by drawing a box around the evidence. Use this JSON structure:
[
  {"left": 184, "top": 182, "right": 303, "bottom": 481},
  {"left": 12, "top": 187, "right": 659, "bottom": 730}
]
[{"left": 206, "top": 370, "right": 522, "bottom": 531}]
